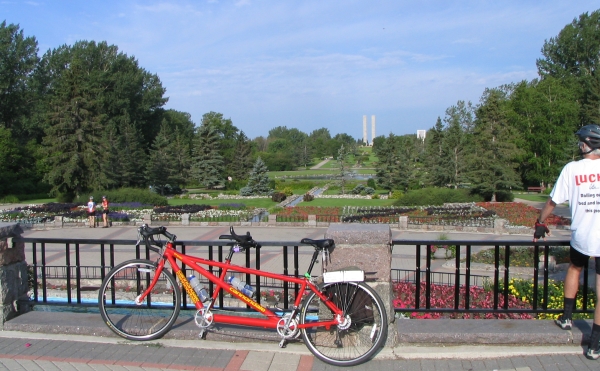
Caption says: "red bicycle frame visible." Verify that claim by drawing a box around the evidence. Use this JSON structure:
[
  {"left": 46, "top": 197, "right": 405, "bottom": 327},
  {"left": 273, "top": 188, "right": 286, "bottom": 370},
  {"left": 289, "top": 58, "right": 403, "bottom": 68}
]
[{"left": 137, "top": 241, "right": 344, "bottom": 330}]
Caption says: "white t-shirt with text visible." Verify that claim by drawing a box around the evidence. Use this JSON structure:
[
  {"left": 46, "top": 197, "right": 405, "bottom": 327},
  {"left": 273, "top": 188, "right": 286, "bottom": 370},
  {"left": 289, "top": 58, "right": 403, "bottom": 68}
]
[{"left": 551, "top": 158, "right": 600, "bottom": 256}]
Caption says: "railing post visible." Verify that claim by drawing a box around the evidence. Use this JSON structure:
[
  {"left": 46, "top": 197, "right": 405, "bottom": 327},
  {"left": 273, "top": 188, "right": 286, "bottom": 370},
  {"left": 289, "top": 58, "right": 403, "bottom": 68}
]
[
  {"left": 324, "top": 223, "right": 397, "bottom": 347},
  {"left": 181, "top": 213, "right": 190, "bottom": 226},
  {"left": 0, "top": 223, "right": 30, "bottom": 327},
  {"left": 268, "top": 214, "right": 277, "bottom": 226},
  {"left": 307, "top": 215, "right": 316, "bottom": 227},
  {"left": 494, "top": 218, "right": 507, "bottom": 234},
  {"left": 398, "top": 215, "right": 408, "bottom": 230},
  {"left": 54, "top": 216, "right": 64, "bottom": 228}
]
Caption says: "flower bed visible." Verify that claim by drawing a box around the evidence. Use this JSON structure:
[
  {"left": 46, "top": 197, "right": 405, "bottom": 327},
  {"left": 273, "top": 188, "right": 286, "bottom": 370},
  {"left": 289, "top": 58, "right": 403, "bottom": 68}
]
[
  {"left": 476, "top": 202, "right": 569, "bottom": 227},
  {"left": 394, "top": 281, "right": 533, "bottom": 319}
]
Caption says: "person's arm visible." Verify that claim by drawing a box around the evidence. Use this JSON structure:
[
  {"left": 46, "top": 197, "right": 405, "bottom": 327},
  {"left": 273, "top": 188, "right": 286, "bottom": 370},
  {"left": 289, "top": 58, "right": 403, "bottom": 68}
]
[{"left": 537, "top": 197, "right": 556, "bottom": 223}]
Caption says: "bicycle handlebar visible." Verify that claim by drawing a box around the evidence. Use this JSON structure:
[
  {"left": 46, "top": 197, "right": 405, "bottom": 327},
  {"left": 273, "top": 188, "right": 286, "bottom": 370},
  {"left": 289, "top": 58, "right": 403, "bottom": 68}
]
[
  {"left": 219, "top": 226, "right": 261, "bottom": 249},
  {"left": 137, "top": 224, "right": 176, "bottom": 252}
]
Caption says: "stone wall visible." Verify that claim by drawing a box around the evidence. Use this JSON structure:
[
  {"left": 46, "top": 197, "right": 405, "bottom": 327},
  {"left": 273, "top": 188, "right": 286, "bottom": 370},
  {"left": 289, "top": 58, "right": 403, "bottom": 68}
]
[
  {"left": 0, "top": 223, "right": 29, "bottom": 328},
  {"left": 324, "top": 223, "right": 397, "bottom": 347}
]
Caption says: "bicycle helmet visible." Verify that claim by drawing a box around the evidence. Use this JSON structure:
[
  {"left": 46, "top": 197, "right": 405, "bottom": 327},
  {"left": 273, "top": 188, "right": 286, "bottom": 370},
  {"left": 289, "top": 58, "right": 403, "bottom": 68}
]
[{"left": 576, "top": 124, "right": 600, "bottom": 152}]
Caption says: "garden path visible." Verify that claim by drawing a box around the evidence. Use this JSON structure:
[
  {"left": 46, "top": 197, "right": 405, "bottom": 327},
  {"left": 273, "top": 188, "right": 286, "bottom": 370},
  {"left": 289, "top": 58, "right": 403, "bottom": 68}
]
[{"left": 309, "top": 158, "right": 330, "bottom": 169}]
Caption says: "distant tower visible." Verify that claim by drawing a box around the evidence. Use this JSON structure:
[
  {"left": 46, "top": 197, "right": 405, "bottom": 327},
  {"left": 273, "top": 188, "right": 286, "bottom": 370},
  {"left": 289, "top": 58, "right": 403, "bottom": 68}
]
[
  {"left": 417, "top": 130, "right": 426, "bottom": 141},
  {"left": 371, "top": 115, "right": 376, "bottom": 145},
  {"left": 362, "top": 115, "right": 367, "bottom": 145}
]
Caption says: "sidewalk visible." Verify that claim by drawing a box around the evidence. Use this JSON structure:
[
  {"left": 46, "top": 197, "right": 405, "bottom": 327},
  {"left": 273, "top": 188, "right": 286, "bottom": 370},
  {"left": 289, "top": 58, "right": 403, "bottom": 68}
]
[{"left": 1, "top": 311, "right": 598, "bottom": 370}]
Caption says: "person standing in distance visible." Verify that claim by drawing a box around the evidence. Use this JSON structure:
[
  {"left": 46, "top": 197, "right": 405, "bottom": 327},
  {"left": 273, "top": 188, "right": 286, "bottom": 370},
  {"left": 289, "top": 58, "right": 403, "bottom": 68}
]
[
  {"left": 87, "top": 196, "right": 96, "bottom": 228},
  {"left": 101, "top": 195, "right": 110, "bottom": 228},
  {"left": 537, "top": 124, "right": 600, "bottom": 360}
]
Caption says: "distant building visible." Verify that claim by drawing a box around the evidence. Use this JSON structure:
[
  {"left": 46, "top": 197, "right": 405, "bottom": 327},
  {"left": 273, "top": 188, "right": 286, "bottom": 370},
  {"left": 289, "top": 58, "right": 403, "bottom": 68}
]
[{"left": 417, "top": 130, "right": 426, "bottom": 140}]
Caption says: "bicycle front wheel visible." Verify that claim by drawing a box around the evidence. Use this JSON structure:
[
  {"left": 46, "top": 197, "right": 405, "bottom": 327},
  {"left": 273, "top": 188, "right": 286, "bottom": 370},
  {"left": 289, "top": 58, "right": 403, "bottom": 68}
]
[
  {"left": 98, "top": 259, "right": 181, "bottom": 341},
  {"left": 300, "top": 281, "right": 387, "bottom": 366}
]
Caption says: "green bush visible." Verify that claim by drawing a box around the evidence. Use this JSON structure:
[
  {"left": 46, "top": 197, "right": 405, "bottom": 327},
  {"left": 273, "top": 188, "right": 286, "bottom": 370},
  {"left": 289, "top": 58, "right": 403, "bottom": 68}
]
[
  {"left": 390, "top": 190, "right": 404, "bottom": 200},
  {"left": 271, "top": 192, "right": 287, "bottom": 202},
  {"left": 367, "top": 178, "right": 376, "bottom": 189},
  {"left": 74, "top": 188, "right": 168, "bottom": 206},
  {"left": 0, "top": 195, "right": 19, "bottom": 203},
  {"left": 282, "top": 187, "right": 294, "bottom": 196},
  {"left": 495, "top": 190, "right": 514, "bottom": 202},
  {"left": 394, "top": 187, "right": 483, "bottom": 206}
]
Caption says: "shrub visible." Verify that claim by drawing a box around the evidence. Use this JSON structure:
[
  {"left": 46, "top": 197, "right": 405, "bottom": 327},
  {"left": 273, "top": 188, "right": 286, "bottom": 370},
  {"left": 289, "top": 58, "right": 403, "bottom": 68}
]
[
  {"left": 282, "top": 187, "right": 294, "bottom": 196},
  {"left": 390, "top": 190, "right": 404, "bottom": 200},
  {"left": 395, "top": 188, "right": 482, "bottom": 206},
  {"left": 351, "top": 184, "right": 365, "bottom": 194},
  {"left": 495, "top": 190, "right": 514, "bottom": 202},
  {"left": 303, "top": 193, "right": 314, "bottom": 202},
  {"left": 271, "top": 192, "right": 287, "bottom": 202},
  {"left": 367, "top": 178, "right": 376, "bottom": 189},
  {"left": 371, "top": 194, "right": 380, "bottom": 199},
  {"left": 0, "top": 195, "right": 19, "bottom": 203},
  {"left": 239, "top": 186, "right": 253, "bottom": 196},
  {"left": 74, "top": 188, "right": 168, "bottom": 206}
]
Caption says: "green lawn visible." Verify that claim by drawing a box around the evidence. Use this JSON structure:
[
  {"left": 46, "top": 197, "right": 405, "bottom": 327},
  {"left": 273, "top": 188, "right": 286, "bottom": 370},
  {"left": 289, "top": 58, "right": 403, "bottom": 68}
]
[
  {"left": 297, "top": 198, "right": 396, "bottom": 207},
  {"left": 168, "top": 198, "right": 277, "bottom": 208},
  {"left": 513, "top": 193, "right": 549, "bottom": 202}
]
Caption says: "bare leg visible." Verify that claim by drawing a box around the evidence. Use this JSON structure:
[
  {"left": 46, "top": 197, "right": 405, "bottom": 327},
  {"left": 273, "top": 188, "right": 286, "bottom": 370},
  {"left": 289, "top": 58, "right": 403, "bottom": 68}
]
[
  {"left": 595, "top": 273, "right": 600, "bottom": 326},
  {"left": 564, "top": 264, "right": 582, "bottom": 299}
]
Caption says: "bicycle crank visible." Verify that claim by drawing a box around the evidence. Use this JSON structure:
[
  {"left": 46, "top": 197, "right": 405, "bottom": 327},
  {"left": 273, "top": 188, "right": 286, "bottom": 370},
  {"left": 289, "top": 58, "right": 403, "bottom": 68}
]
[
  {"left": 276, "top": 313, "right": 300, "bottom": 339},
  {"left": 194, "top": 308, "right": 214, "bottom": 329}
]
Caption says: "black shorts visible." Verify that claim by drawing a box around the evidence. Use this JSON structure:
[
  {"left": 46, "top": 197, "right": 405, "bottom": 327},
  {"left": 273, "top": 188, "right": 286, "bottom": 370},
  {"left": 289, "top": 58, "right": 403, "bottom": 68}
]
[
  {"left": 103, "top": 209, "right": 109, "bottom": 214},
  {"left": 87, "top": 211, "right": 95, "bottom": 217},
  {"left": 569, "top": 246, "right": 600, "bottom": 274}
]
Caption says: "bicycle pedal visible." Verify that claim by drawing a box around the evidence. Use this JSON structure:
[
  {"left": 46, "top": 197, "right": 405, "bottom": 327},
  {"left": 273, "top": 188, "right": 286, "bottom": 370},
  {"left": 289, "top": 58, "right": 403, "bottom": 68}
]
[{"left": 279, "top": 339, "right": 287, "bottom": 348}]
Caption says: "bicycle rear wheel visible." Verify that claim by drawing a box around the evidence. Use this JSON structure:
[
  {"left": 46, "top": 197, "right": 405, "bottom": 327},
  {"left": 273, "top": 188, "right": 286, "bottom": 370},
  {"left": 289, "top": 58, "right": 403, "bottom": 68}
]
[
  {"left": 98, "top": 259, "right": 181, "bottom": 341},
  {"left": 300, "top": 281, "right": 387, "bottom": 366}
]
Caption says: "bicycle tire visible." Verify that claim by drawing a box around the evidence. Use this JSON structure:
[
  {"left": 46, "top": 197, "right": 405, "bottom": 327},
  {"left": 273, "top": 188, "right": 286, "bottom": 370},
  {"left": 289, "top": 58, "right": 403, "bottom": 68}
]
[
  {"left": 300, "top": 281, "right": 387, "bottom": 366},
  {"left": 98, "top": 259, "right": 181, "bottom": 341}
]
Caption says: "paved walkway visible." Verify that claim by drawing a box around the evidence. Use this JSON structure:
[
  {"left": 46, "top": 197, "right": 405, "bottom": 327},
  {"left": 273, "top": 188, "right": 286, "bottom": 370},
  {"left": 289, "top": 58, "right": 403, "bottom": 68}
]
[
  {"left": 0, "top": 330, "right": 597, "bottom": 371},
  {"left": 309, "top": 158, "right": 330, "bottom": 170}
]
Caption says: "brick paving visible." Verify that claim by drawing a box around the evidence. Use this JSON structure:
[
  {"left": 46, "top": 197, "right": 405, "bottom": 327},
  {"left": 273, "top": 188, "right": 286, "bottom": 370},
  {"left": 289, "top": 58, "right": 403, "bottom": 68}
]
[{"left": 0, "top": 335, "right": 598, "bottom": 371}]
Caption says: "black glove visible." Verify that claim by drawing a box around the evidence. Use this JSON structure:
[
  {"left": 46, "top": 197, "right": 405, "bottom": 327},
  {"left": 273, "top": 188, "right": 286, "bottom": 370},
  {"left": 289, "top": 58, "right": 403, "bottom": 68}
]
[{"left": 533, "top": 220, "right": 547, "bottom": 239}]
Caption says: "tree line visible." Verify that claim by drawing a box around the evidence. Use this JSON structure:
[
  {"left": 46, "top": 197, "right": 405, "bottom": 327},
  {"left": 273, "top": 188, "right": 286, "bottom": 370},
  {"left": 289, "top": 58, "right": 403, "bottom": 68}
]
[
  {"left": 0, "top": 21, "right": 358, "bottom": 200},
  {"left": 373, "top": 10, "right": 600, "bottom": 201},
  {"left": 2, "top": 9, "right": 600, "bottom": 202}
]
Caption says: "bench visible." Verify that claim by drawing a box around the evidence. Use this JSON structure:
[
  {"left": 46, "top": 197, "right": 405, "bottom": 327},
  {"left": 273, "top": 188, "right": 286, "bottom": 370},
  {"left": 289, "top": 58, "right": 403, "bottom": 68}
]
[{"left": 527, "top": 187, "right": 545, "bottom": 193}]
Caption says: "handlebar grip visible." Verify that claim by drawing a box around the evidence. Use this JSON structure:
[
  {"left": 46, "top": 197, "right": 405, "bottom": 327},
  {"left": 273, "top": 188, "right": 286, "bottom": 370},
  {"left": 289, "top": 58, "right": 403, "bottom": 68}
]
[{"left": 219, "top": 235, "right": 232, "bottom": 240}]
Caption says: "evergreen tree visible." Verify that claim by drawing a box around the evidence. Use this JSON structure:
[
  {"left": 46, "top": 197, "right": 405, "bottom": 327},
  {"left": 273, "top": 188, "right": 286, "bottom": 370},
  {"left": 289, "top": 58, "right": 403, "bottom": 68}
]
[
  {"left": 245, "top": 157, "right": 271, "bottom": 195},
  {"left": 375, "top": 134, "right": 408, "bottom": 191},
  {"left": 423, "top": 117, "right": 445, "bottom": 187},
  {"left": 115, "top": 119, "right": 147, "bottom": 188},
  {"left": 467, "top": 88, "right": 522, "bottom": 200},
  {"left": 337, "top": 144, "right": 350, "bottom": 194},
  {"left": 230, "top": 131, "right": 253, "bottom": 181},
  {"left": 191, "top": 123, "right": 224, "bottom": 189},
  {"left": 42, "top": 62, "right": 106, "bottom": 198},
  {"left": 146, "top": 123, "right": 171, "bottom": 195},
  {"left": 440, "top": 101, "right": 473, "bottom": 188}
]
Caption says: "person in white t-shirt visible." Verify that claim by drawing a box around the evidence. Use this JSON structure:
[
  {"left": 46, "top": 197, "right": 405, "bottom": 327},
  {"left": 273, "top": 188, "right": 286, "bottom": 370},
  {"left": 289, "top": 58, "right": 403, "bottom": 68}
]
[{"left": 537, "top": 124, "right": 600, "bottom": 360}]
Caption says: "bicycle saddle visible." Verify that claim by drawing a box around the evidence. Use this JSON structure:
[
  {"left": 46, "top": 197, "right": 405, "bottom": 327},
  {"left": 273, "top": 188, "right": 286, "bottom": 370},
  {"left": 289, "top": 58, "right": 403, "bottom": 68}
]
[{"left": 301, "top": 238, "right": 334, "bottom": 249}]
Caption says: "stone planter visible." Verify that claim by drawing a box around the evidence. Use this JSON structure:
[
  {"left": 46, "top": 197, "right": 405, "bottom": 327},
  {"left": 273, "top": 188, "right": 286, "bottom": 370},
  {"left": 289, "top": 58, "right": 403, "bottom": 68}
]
[{"left": 433, "top": 248, "right": 450, "bottom": 259}]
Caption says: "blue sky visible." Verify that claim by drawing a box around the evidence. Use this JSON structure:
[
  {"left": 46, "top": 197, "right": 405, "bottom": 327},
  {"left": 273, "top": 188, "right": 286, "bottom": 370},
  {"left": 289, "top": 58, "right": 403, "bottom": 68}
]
[{"left": 3, "top": 1, "right": 599, "bottom": 140}]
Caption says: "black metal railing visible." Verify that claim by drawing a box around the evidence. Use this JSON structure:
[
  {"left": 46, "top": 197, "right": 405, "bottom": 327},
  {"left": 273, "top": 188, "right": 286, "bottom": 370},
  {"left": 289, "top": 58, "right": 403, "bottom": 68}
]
[
  {"left": 391, "top": 239, "right": 593, "bottom": 316},
  {"left": 19, "top": 237, "right": 595, "bottom": 317}
]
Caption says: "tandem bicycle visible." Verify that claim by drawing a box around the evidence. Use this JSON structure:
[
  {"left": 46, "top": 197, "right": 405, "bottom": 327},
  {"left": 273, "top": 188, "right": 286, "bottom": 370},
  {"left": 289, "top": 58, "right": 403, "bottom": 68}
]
[{"left": 98, "top": 224, "right": 387, "bottom": 366}]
